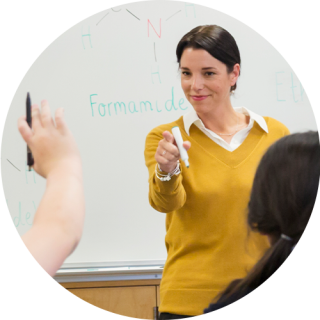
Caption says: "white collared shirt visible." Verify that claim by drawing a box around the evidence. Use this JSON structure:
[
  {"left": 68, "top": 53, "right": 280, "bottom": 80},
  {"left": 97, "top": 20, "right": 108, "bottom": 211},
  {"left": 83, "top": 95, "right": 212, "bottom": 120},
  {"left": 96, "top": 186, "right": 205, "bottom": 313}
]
[{"left": 183, "top": 107, "right": 268, "bottom": 152}]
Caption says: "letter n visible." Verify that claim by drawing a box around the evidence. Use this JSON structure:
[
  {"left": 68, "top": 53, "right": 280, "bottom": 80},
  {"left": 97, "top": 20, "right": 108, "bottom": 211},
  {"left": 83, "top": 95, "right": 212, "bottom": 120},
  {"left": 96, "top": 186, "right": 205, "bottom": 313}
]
[{"left": 185, "top": 3, "right": 196, "bottom": 18}]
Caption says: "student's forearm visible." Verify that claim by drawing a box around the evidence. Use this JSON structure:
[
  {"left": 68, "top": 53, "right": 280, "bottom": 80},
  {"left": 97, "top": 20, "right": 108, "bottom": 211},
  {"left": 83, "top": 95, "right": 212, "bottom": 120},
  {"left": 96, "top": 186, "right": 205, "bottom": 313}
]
[
  {"left": 22, "top": 223, "right": 78, "bottom": 276},
  {"left": 37, "top": 165, "right": 84, "bottom": 242},
  {"left": 22, "top": 165, "right": 85, "bottom": 275}
]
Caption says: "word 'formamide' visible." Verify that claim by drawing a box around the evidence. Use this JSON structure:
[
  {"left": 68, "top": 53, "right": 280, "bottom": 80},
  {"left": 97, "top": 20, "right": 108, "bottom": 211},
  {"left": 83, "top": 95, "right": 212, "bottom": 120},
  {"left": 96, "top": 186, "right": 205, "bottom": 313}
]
[{"left": 89, "top": 87, "right": 188, "bottom": 117}]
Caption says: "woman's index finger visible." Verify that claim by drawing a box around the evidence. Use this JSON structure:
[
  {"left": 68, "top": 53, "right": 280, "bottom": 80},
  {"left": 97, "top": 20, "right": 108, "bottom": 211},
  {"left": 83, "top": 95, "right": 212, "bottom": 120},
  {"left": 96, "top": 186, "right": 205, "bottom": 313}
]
[{"left": 162, "top": 131, "right": 175, "bottom": 144}]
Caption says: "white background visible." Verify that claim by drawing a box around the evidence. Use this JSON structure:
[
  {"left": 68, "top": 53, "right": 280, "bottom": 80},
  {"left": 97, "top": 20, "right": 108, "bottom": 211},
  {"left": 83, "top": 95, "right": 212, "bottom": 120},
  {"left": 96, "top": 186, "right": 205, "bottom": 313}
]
[{"left": 4, "top": 0, "right": 315, "bottom": 270}]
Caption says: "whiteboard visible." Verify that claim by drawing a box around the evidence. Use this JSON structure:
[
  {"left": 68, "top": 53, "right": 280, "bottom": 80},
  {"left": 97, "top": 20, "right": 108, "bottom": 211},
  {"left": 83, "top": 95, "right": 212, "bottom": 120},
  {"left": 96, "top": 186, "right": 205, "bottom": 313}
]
[{"left": 1, "top": 0, "right": 317, "bottom": 268}]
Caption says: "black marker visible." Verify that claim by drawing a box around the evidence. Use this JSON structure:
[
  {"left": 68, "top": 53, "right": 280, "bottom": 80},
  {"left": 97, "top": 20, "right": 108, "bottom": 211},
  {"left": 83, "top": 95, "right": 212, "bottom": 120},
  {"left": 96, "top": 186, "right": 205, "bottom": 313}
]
[{"left": 26, "top": 92, "right": 34, "bottom": 171}]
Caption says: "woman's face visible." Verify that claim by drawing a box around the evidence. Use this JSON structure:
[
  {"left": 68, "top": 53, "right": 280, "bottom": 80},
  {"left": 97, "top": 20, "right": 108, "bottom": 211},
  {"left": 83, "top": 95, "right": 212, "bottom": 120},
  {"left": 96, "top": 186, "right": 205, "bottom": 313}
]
[{"left": 180, "top": 48, "right": 239, "bottom": 114}]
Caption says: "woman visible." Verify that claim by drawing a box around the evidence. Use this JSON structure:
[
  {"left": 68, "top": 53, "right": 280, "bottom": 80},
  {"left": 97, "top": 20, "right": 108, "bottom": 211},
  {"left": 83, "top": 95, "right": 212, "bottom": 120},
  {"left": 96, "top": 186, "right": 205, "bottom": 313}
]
[
  {"left": 144, "top": 25, "right": 289, "bottom": 318},
  {"left": 205, "top": 131, "right": 320, "bottom": 312}
]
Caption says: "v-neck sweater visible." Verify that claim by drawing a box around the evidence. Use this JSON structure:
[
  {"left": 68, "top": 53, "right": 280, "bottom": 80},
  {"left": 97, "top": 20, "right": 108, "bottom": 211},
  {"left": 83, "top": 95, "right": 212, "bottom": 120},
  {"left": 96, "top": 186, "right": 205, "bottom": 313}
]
[{"left": 144, "top": 116, "right": 290, "bottom": 316}]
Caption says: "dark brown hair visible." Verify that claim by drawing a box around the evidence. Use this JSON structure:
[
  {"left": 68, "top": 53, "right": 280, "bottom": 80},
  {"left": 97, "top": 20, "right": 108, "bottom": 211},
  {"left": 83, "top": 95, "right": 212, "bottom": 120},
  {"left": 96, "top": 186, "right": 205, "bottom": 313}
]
[
  {"left": 176, "top": 25, "right": 241, "bottom": 91},
  {"left": 212, "top": 131, "right": 320, "bottom": 308}
]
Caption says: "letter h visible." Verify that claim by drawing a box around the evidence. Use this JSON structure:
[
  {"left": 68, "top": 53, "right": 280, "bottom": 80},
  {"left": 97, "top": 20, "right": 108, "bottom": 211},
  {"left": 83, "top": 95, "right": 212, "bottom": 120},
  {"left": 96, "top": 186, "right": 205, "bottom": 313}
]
[
  {"left": 82, "top": 26, "right": 93, "bottom": 49},
  {"left": 151, "top": 65, "right": 161, "bottom": 84}
]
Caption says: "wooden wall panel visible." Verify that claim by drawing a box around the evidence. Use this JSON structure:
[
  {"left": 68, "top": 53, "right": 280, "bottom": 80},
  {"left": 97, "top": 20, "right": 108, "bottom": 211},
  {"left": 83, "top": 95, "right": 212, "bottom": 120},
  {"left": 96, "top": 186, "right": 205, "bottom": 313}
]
[{"left": 69, "top": 286, "right": 156, "bottom": 319}]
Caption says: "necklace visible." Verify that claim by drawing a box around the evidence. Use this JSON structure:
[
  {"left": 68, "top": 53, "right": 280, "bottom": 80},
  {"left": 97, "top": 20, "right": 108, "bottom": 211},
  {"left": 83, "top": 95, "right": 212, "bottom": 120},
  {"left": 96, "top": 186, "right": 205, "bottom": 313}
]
[{"left": 217, "top": 114, "right": 240, "bottom": 136}]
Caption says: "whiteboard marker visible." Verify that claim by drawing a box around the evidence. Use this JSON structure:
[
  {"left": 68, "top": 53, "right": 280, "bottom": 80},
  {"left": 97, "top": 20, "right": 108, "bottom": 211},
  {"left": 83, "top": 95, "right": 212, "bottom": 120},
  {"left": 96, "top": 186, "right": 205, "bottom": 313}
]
[{"left": 172, "top": 126, "right": 189, "bottom": 168}]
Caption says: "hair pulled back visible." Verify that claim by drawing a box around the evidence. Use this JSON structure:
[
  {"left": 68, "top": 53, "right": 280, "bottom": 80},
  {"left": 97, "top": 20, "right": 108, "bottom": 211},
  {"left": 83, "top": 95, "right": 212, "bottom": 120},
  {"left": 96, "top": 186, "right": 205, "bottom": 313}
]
[
  {"left": 176, "top": 25, "right": 241, "bottom": 92},
  {"left": 212, "top": 131, "right": 320, "bottom": 307}
]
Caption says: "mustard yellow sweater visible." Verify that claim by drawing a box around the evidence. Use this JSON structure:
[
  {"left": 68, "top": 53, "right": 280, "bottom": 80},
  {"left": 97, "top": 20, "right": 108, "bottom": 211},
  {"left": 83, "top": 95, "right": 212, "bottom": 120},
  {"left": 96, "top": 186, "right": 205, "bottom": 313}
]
[{"left": 144, "top": 116, "right": 290, "bottom": 316}]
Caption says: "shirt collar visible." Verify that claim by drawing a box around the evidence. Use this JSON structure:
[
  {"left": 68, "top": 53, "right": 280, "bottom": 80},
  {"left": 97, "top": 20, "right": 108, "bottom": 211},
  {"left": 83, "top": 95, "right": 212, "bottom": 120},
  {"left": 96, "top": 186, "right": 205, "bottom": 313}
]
[{"left": 183, "top": 107, "right": 268, "bottom": 135}]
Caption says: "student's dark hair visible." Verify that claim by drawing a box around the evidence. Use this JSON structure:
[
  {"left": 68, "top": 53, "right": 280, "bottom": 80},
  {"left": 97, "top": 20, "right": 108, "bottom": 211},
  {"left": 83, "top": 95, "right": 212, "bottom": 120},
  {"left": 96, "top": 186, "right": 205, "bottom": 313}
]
[
  {"left": 176, "top": 25, "right": 241, "bottom": 92},
  {"left": 213, "top": 131, "right": 320, "bottom": 307}
]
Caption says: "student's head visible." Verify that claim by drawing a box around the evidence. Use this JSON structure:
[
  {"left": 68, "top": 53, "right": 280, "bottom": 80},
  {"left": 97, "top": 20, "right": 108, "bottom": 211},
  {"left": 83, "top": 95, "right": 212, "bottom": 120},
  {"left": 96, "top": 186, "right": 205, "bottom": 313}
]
[
  {"left": 248, "top": 131, "right": 320, "bottom": 247},
  {"left": 176, "top": 25, "right": 241, "bottom": 93},
  {"left": 212, "top": 131, "right": 320, "bottom": 306}
]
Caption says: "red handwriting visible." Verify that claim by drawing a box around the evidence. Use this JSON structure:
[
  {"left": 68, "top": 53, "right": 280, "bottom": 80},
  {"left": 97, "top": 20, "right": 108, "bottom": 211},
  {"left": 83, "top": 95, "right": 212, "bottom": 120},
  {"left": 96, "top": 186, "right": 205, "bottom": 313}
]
[{"left": 148, "top": 19, "right": 161, "bottom": 38}]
